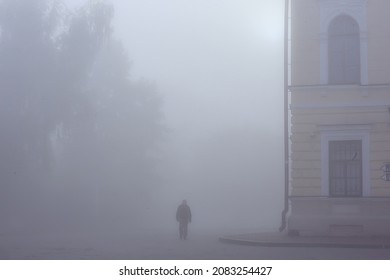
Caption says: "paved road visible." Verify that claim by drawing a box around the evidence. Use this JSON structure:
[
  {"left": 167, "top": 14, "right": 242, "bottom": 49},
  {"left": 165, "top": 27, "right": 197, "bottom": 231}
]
[{"left": 1, "top": 229, "right": 390, "bottom": 260}]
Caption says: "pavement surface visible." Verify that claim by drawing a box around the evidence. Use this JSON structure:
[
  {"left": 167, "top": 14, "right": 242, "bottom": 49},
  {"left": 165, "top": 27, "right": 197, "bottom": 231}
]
[
  {"left": 219, "top": 232, "right": 390, "bottom": 249},
  {"left": 3, "top": 230, "right": 390, "bottom": 259}
]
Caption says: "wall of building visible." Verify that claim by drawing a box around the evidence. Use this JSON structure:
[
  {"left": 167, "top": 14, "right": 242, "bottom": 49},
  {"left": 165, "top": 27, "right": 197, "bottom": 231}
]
[
  {"left": 367, "top": 0, "right": 390, "bottom": 84},
  {"left": 288, "top": 0, "right": 390, "bottom": 236},
  {"left": 291, "top": 94, "right": 390, "bottom": 197}
]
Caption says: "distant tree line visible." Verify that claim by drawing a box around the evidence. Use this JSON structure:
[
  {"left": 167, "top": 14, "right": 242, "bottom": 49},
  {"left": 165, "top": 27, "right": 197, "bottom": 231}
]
[{"left": 0, "top": 0, "right": 164, "bottom": 233}]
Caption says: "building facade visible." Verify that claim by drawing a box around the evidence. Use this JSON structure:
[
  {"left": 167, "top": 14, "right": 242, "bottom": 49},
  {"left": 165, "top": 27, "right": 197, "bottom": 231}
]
[{"left": 288, "top": 0, "right": 390, "bottom": 236}]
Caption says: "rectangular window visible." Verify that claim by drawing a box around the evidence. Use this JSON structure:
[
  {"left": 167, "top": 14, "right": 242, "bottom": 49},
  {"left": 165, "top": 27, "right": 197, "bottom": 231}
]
[{"left": 329, "top": 140, "right": 362, "bottom": 197}]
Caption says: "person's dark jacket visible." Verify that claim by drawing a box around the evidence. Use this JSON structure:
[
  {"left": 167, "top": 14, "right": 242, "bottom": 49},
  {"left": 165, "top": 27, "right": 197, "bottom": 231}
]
[{"left": 176, "top": 204, "right": 191, "bottom": 223}]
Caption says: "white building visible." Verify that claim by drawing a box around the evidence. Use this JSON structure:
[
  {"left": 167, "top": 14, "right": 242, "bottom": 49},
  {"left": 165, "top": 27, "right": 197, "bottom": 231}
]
[{"left": 288, "top": 0, "right": 390, "bottom": 236}]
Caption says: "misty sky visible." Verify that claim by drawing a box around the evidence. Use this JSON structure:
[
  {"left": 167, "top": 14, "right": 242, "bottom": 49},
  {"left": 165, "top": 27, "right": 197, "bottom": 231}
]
[
  {"left": 67, "top": 0, "right": 285, "bottom": 133},
  {"left": 113, "top": 0, "right": 284, "bottom": 133}
]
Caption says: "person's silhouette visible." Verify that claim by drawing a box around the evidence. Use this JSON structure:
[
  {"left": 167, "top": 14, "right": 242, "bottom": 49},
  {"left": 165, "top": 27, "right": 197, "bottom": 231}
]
[{"left": 176, "top": 200, "right": 192, "bottom": 240}]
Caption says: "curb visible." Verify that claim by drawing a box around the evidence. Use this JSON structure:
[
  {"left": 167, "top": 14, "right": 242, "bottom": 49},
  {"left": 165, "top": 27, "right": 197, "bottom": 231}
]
[{"left": 218, "top": 235, "right": 390, "bottom": 249}]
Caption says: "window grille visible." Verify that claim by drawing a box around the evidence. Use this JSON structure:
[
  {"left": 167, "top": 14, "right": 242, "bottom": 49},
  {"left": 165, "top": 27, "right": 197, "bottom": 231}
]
[{"left": 329, "top": 140, "right": 362, "bottom": 197}]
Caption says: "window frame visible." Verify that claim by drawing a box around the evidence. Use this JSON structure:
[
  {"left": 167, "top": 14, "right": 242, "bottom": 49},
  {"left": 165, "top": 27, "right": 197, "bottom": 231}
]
[
  {"left": 319, "top": 1, "right": 368, "bottom": 85},
  {"left": 320, "top": 126, "right": 370, "bottom": 197}
]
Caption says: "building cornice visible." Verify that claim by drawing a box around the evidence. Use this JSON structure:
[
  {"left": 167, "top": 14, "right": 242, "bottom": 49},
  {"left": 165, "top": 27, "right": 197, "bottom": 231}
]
[
  {"left": 290, "top": 104, "right": 390, "bottom": 110},
  {"left": 289, "top": 84, "right": 390, "bottom": 90}
]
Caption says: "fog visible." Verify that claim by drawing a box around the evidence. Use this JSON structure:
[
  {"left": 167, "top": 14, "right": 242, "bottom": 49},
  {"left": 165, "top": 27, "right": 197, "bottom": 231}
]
[{"left": 0, "top": 0, "right": 285, "bottom": 246}]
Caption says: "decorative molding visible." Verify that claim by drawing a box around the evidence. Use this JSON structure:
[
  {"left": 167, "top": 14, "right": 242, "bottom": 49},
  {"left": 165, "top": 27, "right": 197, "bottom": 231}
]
[{"left": 318, "top": 124, "right": 372, "bottom": 132}]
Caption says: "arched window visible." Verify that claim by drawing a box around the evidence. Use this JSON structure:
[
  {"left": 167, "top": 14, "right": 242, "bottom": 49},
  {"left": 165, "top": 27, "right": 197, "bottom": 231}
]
[{"left": 328, "top": 15, "right": 360, "bottom": 85}]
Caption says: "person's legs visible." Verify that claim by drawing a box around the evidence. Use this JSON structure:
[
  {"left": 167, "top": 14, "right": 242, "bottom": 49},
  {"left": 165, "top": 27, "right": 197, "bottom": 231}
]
[
  {"left": 183, "top": 222, "right": 188, "bottom": 240},
  {"left": 179, "top": 222, "right": 184, "bottom": 239}
]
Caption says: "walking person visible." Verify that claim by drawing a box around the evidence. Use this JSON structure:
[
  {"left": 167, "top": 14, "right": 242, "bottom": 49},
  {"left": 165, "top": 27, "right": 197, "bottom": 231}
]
[{"left": 176, "top": 200, "right": 191, "bottom": 240}]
